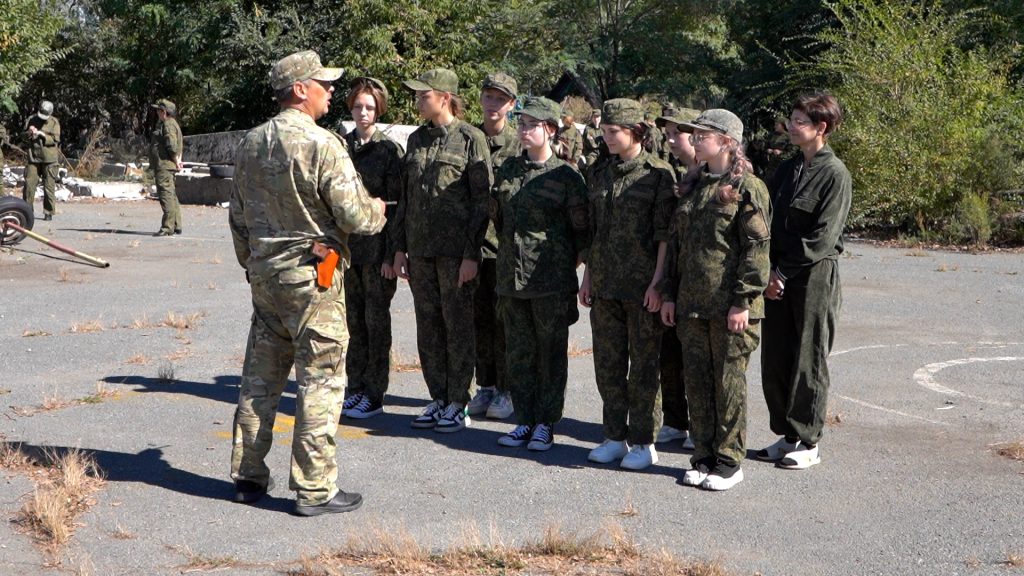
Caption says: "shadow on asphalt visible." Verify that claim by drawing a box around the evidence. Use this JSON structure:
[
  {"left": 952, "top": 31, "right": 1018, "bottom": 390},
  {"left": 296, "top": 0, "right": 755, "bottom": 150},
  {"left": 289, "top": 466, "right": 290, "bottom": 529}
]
[
  {"left": 7, "top": 246, "right": 91, "bottom": 266},
  {"left": 60, "top": 227, "right": 153, "bottom": 236}
]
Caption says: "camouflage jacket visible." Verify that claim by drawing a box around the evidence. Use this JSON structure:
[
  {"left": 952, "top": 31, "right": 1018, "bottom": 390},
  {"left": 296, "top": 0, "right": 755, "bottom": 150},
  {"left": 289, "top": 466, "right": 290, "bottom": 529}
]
[
  {"left": 582, "top": 124, "right": 605, "bottom": 166},
  {"left": 559, "top": 124, "right": 582, "bottom": 161},
  {"left": 647, "top": 124, "right": 670, "bottom": 163},
  {"left": 767, "top": 144, "right": 852, "bottom": 280},
  {"left": 492, "top": 153, "right": 589, "bottom": 295},
  {"left": 658, "top": 169, "right": 771, "bottom": 319},
  {"left": 586, "top": 151, "right": 676, "bottom": 302},
  {"left": 393, "top": 117, "right": 492, "bottom": 261},
  {"left": 478, "top": 119, "right": 522, "bottom": 259},
  {"left": 229, "top": 108, "right": 386, "bottom": 283},
  {"left": 344, "top": 128, "right": 404, "bottom": 265},
  {"left": 22, "top": 116, "right": 60, "bottom": 164},
  {"left": 149, "top": 117, "right": 183, "bottom": 172}
]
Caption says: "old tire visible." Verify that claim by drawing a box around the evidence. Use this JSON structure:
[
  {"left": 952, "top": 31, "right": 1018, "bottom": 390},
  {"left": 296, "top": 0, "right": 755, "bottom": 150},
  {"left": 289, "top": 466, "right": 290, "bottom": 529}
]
[
  {"left": 0, "top": 196, "right": 34, "bottom": 246},
  {"left": 209, "top": 164, "right": 234, "bottom": 178}
]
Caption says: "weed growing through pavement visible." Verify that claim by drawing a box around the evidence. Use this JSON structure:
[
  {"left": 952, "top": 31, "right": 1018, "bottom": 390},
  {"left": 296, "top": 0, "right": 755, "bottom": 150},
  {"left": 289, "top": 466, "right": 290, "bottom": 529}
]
[
  {"left": 210, "top": 257, "right": 222, "bottom": 264},
  {"left": 128, "top": 240, "right": 140, "bottom": 249},
  {"left": 40, "top": 390, "right": 72, "bottom": 412},
  {"left": 111, "top": 524, "right": 136, "bottom": 540},
  {"left": 825, "top": 406, "right": 844, "bottom": 426},
  {"left": 619, "top": 496, "right": 639, "bottom": 517},
  {"left": 903, "top": 248, "right": 927, "bottom": 257},
  {"left": 207, "top": 282, "right": 218, "bottom": 290},
  {"left": 965, "top": 555, "right": 982, "bottom": 568},
  {"left": 568, "top": 338, "right": 593, "bottom": 356},
  {"left": 157, "top": 363, "right": 176, "bottom": 384},
  {"left": 1004, "top": 549, "right": 1024, "bottom": 567},
  {"left": 937, "top": 262, "right": 948, "bottom": 272},
  {"left": 59, "top": 266, "right": 71, "bottom": 282},
  {"left": 79, "top": 382, "right": 119, "bottom": 405},
  {"left": 126, "top": 353, "right": 149, "bottom": 365},
  {"left": 22, "top": 329, "right": 52, "bottom": 338},
  {"left": 390, "top": 348, "right": 422, "bottom": 372},
  {"left": 991, "top": 440, "right": 1024, "bottom": 462},
  {"left": 69, "top": 318, "right": 104, "bottom": 334}
]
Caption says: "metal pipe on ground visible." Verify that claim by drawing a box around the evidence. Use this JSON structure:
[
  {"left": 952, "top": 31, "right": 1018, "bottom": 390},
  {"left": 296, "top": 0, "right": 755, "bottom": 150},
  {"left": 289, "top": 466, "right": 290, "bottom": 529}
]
[{"left": 1, "top": 222, "right": 110, "bottom": 268}]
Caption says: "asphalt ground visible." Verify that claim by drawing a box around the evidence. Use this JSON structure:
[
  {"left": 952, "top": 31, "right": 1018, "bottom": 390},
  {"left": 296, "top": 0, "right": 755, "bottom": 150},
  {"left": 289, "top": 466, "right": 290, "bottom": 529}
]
[{"left": 1, "top": 197, "right": 1022, "bottom": 575}]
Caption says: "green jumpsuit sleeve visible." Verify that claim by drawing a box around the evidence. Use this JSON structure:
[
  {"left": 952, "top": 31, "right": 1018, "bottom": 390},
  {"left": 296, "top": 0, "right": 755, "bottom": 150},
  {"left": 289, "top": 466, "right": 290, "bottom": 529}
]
[
  {"left": 382, "top": 140, "right": 405, "bottom": 262},
  {"left": 228, "top": 176, "right": 250, "bottom": 270},
  {"left": 775, "top": 170, "right": 853, "bottom": 280}
]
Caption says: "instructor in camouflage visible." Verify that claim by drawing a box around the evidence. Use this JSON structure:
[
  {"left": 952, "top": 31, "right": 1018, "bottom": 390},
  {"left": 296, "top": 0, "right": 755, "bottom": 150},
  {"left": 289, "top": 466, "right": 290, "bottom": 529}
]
[
  {"left": 22, "top": 101, "right": 60, "bottom": 221},
  {"left": 229, "top": 50, "right": 386, "bottom": 516},
  {"left": 149, "top": 99, "right": 184, "bottom": 236}
]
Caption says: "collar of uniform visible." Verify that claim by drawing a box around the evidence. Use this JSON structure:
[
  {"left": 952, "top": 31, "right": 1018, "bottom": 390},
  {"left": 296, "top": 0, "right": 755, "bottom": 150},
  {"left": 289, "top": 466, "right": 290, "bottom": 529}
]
[
  {"left": 697, "top": 165, "right": 731, "bottom": 184},
  {"left": 613, "top": 151, "right": 648, "bottom": 175},
  {"left": 346, "top": 127, "right": 384, "bottom": 154},
  {"left": 424, "top": 117, "right": 461, "bottom": 139},
  {"left": 803, "top": 143, "right": 836, "bottom": 173},
  {"left": 518, "top": 151, "right": 560, "bottom": 172},
  {"left": 278, "top": 107, "right": 317, "bottom": 125},
  {"left": 480, "top": 120, "right": 516, "bottom": 149}
]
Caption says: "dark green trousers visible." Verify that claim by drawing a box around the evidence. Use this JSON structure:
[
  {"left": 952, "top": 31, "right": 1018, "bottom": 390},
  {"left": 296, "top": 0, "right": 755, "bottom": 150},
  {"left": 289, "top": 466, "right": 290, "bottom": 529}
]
[
  {"left": 678, "top": 318, "right": 758, "bottom": 467},
  {"left": 155, "top": 170, "right": 181, "bottom": 233},
  {"left": 499, "top": 293, "right": 577, "bottom": 427},
  {"left": 408, "top": 256, "right": 478, "bottom": 406},
  {"left": 761, "top": 259, "right": 841, "bottom": 446},
  {"left": 473, "top": 257, "right": 508, "bottom": 392},
  {"left": 343, "top": 264, "right": 398, "bottom": 403},
  {"left": 23, "top": 162, "right": 58, "bottom": 216},
  {"left": 660, "top": 328, "right": 689, "bottom": 430},
  {"left": 591, "top": 297, "right": 663, "bottom": 445}
]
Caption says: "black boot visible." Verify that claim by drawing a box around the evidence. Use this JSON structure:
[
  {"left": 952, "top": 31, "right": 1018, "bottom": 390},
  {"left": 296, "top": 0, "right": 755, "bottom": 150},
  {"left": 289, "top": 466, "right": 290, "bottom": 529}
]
[{"left": 293, "top": 490, "right": 363, "bottom": 516}]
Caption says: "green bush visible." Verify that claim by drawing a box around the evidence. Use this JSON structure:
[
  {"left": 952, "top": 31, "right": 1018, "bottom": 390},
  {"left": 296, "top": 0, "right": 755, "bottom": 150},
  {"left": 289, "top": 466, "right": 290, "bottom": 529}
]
[{"left": 947, "top": 194, "right": 991, "bottom": 245}]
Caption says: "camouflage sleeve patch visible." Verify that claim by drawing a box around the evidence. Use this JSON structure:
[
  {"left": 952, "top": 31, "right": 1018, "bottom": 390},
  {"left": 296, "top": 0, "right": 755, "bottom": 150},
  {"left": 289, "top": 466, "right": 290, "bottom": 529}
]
[
  {"left": 489, "top": 196, "right": 499, "bottom": 221},
  {"left": 469, "top": 162, "right": 490, "bottom": 189},
  {"left": 570, "top": 204, "right": 589, "bottom": 231},
  {"left": 739, "top": 192, "right": 771, "bottom": 242}
]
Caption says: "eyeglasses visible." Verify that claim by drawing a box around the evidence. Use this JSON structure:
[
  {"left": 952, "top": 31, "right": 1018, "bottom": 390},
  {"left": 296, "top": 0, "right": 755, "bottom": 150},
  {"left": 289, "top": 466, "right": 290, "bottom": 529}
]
[
  {"left": 689, "top": 133, "right": 714, "bottom": 145},
  {"left": 517, "top": 122, "right": 545, "bottom": 132},
  {"left": 787, "top": 117, "right": 811, "bottom": 128}
]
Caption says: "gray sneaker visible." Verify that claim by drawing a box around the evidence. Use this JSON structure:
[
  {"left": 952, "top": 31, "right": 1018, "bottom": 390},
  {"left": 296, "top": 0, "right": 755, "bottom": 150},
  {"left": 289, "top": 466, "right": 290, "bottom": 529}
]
[{"left": 486, "top": 391, "right": 514, "bottom": 419}]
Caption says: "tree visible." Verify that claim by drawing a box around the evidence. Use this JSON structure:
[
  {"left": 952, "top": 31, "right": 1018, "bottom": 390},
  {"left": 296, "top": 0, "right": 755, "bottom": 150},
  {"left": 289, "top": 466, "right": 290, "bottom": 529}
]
[{"left": 0, "top": 0, "right": 68, "bottom": 112}]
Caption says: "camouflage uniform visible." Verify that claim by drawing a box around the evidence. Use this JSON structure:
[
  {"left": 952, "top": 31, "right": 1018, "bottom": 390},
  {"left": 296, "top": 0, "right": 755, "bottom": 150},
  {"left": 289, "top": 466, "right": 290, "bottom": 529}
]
[
  {"left": 475, "top": 73, "right": 522, "bottom": 395},
  {"left": 229, "top": 52, "right": 385, "bottom": 507},
  {"left": 343, "top": 127, "right": 404, "bottom": 404},
  {"left": 395, "top": 69, "right": 493, "bottom": 406},
  {"left": 582, "top": 114, "right": 605, "bottom": 166},
  {"left": 586, "top": 99, "right": 676, "bottom": 446},
  {"left": 149, "top": 100, "right": 184, "bottom": 234},
  {"left": 761, "top": 144, "right": 852, "bottom": 446},
  {"left": 492, "top": 97, "right": 589, "bottom": 427},
  {"left": 658, "top": 156, "right": 771, "bottom": 466},
  {"left": 558, "top": 122, "right": 582, "bottom": 164},
  {"left": 22, "top": 102, "right": 60, "bottom": 217}
]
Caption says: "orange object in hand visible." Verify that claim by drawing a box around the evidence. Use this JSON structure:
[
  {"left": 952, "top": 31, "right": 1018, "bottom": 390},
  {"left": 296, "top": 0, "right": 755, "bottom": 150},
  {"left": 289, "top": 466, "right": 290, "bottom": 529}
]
[{"left": 311, "top": 241, "right": 339, "bottom": 289}]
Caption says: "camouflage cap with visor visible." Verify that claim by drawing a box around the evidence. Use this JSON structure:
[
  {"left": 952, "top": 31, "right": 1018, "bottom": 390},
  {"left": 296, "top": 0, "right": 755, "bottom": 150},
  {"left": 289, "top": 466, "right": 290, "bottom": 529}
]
[
  {"left": 481, "top": 73, "right": 518, "bottom": 100},
  {"left": 655, "top": 107, "right": 700, "bottom": 128},
  {"left": 601, "top": 98, "right": 645, "bottom": 125},
  {"left": 37, "top": 100, "right": 54, "bottom": 120},
  {"left": 151, "top": 99, "right": 177, "bottom": 114},
  {"left": 349, "top": 76, "right": 390, "bottom": 103},
  {"left": 679, "top": 109, "right": 744, "bottom": 143},
  {"left": 516, "top": 96, "right": 561, "bottom": 123},
  {"left": 269, "top": 50, "right": 344, "bottom": 91},
  {"left": 403, "top": 68, "right": 459, "bottom": 95}
]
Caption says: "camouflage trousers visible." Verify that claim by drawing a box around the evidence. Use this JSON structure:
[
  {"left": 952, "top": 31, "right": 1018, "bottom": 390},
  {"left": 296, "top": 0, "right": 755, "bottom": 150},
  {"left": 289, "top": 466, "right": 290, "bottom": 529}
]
[
  {"left": 230, "top": 265, "right": 348, "bottom": 506},
  {"left": 660, "top": 327, "right": 689, "bottom": 430},
  {"left": 155, "top": 170, "right": 181, "bottom": 233},
  {"left": 761, "top": 259, "right": 841, "bottom": 446},
  {"left": 23, "top": 162, "right": 58, "bottom": 216},
  {"left": 591, "top": 298, "right": 664, "bottom": 445},
  {"left": 678, "top": 318, "right": 759, "bottom": 467},
  {"left": 408, "top": 257, "right": 478, "bottom": 406},
  {"left": 344, "top": 264, "right": 397, "bottom": 403},
  {"left": 499, "top": 293, "right": 578, "bottom": 427},
  {"left": 473, "top": 258, "right": 508, "bottom": 392}
]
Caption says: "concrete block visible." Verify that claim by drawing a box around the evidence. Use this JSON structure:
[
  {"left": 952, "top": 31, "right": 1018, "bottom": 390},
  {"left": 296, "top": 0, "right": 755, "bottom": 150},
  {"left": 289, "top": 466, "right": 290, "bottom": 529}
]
[
  {"left": 175, "top": 172, "right": 233, "bottom": 205},
  {"left": 182, "top": 130, "right": 247, "bottom": 164},
  {"left": 99, "top": 163, "right": 127, "bottom": 177}
]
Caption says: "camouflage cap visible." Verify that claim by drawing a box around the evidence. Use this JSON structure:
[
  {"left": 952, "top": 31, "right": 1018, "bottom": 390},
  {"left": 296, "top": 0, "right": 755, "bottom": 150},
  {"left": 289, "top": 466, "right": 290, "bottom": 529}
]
[
  {"left": 37, "top": 100, "right": 54, "bottom": 120},
  {"left": 516, "top": 96, "right": 560, "bottom": 123},
  {"left": 481, "top": 72, "right": 518, "bottom": 100},
  {"left": 269, "top": 50, "right": 343, "bottom": 91},
  {"left": 601, "top": 98, "right": 645, "bottom": 125},
  {"left": 349, "top": 77, "right": 389, "bottom": 103},
  {"left": 403, "top": 68, "right": 459, "bottom": 95},
  {"left": 680, "top": 109, "right": 744, "bottom": 143},
  {"left": 590, "top": 109, "right": 601, "bottom": 117},
  {"left": 655, "top": 107, "right": 700, "bottom": 128},
  {"left": 151, "top": 99, "right": 177, "bottom": 114}
]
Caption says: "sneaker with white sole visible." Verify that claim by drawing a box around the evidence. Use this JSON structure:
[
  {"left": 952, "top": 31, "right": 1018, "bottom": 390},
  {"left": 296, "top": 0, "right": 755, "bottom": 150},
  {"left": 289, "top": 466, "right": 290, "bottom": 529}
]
[
  {"left": 346, "top": 396, "right": 383, "bottom": 419},
  {"left": 527, "top": 424, "right": 554, "bottom": 451},
  {"left": 756, "top": 437, "right": 800, "bottom": 461},
  {"left": 341, "top": 393, "right": 365, "bottom": 417},
  {"left": 681, "top": 434, "right": 695, "bottom": 451},
  {"left": 701, "top": 461, "right": 744, "bottom": 491},
  {"left": 683, "top": 457, "right": 715, "bottom": 486},
  {"left": 434, "top": 403, "right": 470, "bottom": 433},
  {"left": 588, "top": 439, "right": 629, "bottom": 464},
  {"left": 656, "top": 425, "right": 686, "bottom": 444},
  {"left": 467, "top": 387, "right": 496, "bottom": 415},
  {"left": 498, "top": 425, "right": 533, "bottom": 447},
  {"left": 620, "top": 444, "right": 658, "bottom": 470},
  {"left": 486, "top": 391, "right": 514, "bottom": 419},
  {"left": 411, "top": 400, "right": 445, "bottom": 429},
  {"left": 778, "top": 444, "right": 820, "bottom": 469}
]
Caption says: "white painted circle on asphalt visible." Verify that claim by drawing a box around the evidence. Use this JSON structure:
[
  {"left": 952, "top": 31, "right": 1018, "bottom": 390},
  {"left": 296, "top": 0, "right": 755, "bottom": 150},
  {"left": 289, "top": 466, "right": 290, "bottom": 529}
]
[{"left": 913, "top": 357, "right": 1023, "bottom": 407}]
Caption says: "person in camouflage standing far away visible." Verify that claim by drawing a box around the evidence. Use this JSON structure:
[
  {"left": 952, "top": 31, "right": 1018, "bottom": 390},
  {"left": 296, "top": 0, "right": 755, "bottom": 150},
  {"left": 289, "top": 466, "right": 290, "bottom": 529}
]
[
  {"left": 582, "top": 109, "right": 605, "bottom": 168},
  {"left": 557, "top": 114, "right": 583, "bottom": 166},
  {"left": 658, "top": 109, "right": 771, "bottom": 491},
  {"left": 652, "top": 106, "right": 701, "bottom": 452},
  {"left": 22, "top": 101, "right": 60, "bottom": 221},
  {"left": 391, "top": 68, "right": 493, "bottom": 433},
  {"left": 644, "top": 111, "right": 668, "bottom": 164},
  {"left": 339, "top": 77, "right": 405, "bottom": 420},
  {"left": 150, "top": 99, "right": 184, "bottom": 236},
  {"left": 579, "top": 98, "right": 676, "bottom": 471},
  {"left": 228, "top": 50, "right": 386, "bottom": 516},
  {"left": 466, "top": 72, "right": 521, "bottom": 421},
  {"left": 491, "top": 96, "right": 589, "bottom": 453}
]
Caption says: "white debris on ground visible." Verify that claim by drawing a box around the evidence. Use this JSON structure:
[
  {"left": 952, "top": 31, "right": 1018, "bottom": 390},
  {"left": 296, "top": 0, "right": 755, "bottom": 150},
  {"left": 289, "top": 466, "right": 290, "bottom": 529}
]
[{"left": 2, "top": 164, "right": 148, "bottom": 201}]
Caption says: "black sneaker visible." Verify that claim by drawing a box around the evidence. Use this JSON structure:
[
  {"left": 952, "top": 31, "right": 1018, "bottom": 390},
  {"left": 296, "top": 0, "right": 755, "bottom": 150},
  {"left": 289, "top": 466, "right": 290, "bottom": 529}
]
[
  {"left": 42, "top": 214, "right": 52, "bottom": 221},
  {"left": 153, "top": 230, "right": 173, "bottom": 237},
  {"left": 234, "top": 477, "right": 274, "bottom": 503},
  {"left": 174, "top": 229, "right": 182, "bottom": 235},
  {"left": 346, "top": 396, "right": 383, "bottom": 419},
  {"left": 498, "top": 425, "right": 532, "bottom": 447},
  {"left": 527, "top": 423, "right": 554, "bottom": 451},
  {"left": 701, "top": 460, "right": 744, "bottom": 491},
  {"left": 411, "top": 400, "right": 445, "bottom": 428},
  {"left": 341, "top": 393, "right": 365, "bottom": 417},
  {"left": 293, "top": 490, "right": 363, "bottom": 516}
]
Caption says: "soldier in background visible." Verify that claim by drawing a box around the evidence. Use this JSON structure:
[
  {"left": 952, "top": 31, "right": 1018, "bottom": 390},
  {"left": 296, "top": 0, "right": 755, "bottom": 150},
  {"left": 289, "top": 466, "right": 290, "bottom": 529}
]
[
  {"left": 582, "top": 108, "right": 604, "bottom": 167},
  {"left": 645, "top": 111, "right": 668, "bottom": 163},
  {"left": 22, "top": 101, "right": 60, "bottom": 220},
  {"left": 229, "top": 50, "right": 385, "bottom": 516},
  {"left": 467, "top": 72, "right": 521, "bottom": 421},
  {"left": 557, "top": 114, "right": 582, "bottom": 166},
  {"left": 150, "top": 99, "right": 183, "bottom": 236}
]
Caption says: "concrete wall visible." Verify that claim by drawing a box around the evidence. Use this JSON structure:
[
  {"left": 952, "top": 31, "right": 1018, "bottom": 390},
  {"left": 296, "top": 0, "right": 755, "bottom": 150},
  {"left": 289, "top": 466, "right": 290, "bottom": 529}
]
[{"left": 175, "top": 173, "right": 233, "bottom": 205}]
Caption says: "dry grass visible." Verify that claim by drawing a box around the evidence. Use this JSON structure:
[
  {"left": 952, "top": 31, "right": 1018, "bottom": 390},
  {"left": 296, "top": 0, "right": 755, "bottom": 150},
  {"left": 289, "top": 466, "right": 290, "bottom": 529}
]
[
  {"left": 69, "top": 318, "right": 104, "bottom": 334},
  {"left": 128, "top": 240, "right": 140, "bottom": 249},
  {"left": 207, "top": 282, "right": 218, "bottom": 290},
  {"left": 390, "top": 348, "right": 422, "bottom": 373},
  {"left": 991, "top": 440, "right": 1024, "bottom": 462},
  {"left": 22, "top": 329, "right": 52, "bottom": 338},
  {"left": 1005, "top": 550, "right": 1024, "bottom": 568},
  {"left": 903, "top": 247, "right": 928, "bottom": 257},
  {"left": 936, "top": 262, "right": 948, "bottom": 272},
  {"left": 157, "top": 364, "right": 176, "bottom": 384},
  {"left": 59, "top": 266, "right": 71, "bottom": 282},
  {"left": 160, "top": 310, "right": 209, "bottom": 330},
  {"left": 619, "top": 496, "right": 639, "bottom": 517},
  {"left": 825, "top": 406, "right": 844, "bottom": 426},
  {"left": 568, "top": 338, "right": 593, "bottom": 356},
  {"left": 165, "top": 348, "right": 192, "bottom": 361},
  {"left": 110, "top": 523, "right": 136, "bottom": 540},
  {"left": 80, "top": 382, "right": 119, "bottom": 405},
  {"left": 210, "top": 257, "right": 222, "bottom": 265},
  {"left": 965, "top": 555, "right": 982, "bottom": 568},
  {"left": 125, "top": 353, "right": 150, "bottom": 365},
  {"left": 40, "top": 390, "right": 73, "bottom": 412}
]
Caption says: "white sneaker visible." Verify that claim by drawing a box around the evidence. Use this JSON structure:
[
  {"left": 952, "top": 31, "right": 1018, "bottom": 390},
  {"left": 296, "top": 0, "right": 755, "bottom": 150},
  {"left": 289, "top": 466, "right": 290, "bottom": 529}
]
[
  {"left": 527, "top": 423, "right": 553, "bottom": 451},
  {"left": 467, "top": 387, "right": 496, "bottom": 416},
  {"left": 411, "top": 400, "right": 445, "bottom": 429},
  {"left": 485, "top": 392, "right": 514, "bottom": 419},
  {"left": 346, "top": 395, "right": 383, "bottom": 419},
  {"left": 341, "top": 393, "right": 365, "bottom": 417},
  {"left": 588, "top": 439, "right": 629, "bottom": 464},
  {"left": 656, "top": 425, "right": 686, "bottom": 444},
  {"left": 434, "top": 403, "right": 470, "bottom": 433},
  {"left": 701, "top": 462, "right": 744, "bottom": 491},
  {"left": 620, "top": 444, "right": 658, "bottom": 470},
  {"left": 778, "top": 444, "right": 820, "bottom": 469},
  {"left": 682, "top": 457, "right": 714, "bottom": 486},
  {"left": 498, "top": 425, "right": 532, "bottom": 447},
  {"left": 757, "top": 437, "right": 800, "bottom": 461},
  {"left": 681, "top": 434, "right": 695, "bottom": 451}
]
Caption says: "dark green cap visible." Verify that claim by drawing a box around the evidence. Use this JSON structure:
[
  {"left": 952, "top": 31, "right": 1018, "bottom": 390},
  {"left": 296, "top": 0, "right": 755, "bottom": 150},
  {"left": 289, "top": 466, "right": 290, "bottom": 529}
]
[
  {"left": 655, "top": 107, "right": 700, "bottom": 128},
  {"left": 680, "top": 109, "right": 744, "bottom": 143},
  {"left": 349, "top": 77, "right": 389, "bottom": 103},
  {"left": 37, "top": 100, "right": 54, "bottom": 120},
  {"left": 403, "top": 68, "right": 459, "bottom": 95},
  {"left": 601, "top": 98, "right": 645, "bottom": 125},
  {"left": 151, "top": 99, "right": 177, "bottom": 114},
  {"left": 516, "top": 96, "right": 560, "bottom": 123},
  {"left": 269, "top": 50, "right": 343, "bottom": 91},
  {"left": 481, "top": 72, "right": 518, "bottom": 99}
]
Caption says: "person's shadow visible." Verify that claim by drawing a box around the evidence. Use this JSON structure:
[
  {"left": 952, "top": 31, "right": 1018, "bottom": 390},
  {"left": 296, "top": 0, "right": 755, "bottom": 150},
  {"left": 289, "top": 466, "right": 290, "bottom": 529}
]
[{"left": 60, "top": 227, "right": 152, "bottom": 236}]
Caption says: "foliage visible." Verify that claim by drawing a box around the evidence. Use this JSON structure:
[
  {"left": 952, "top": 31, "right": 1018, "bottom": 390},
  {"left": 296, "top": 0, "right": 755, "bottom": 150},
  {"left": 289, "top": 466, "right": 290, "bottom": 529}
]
[{"left": 0, "top": 0, "right": 68, "bottom": 113}]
